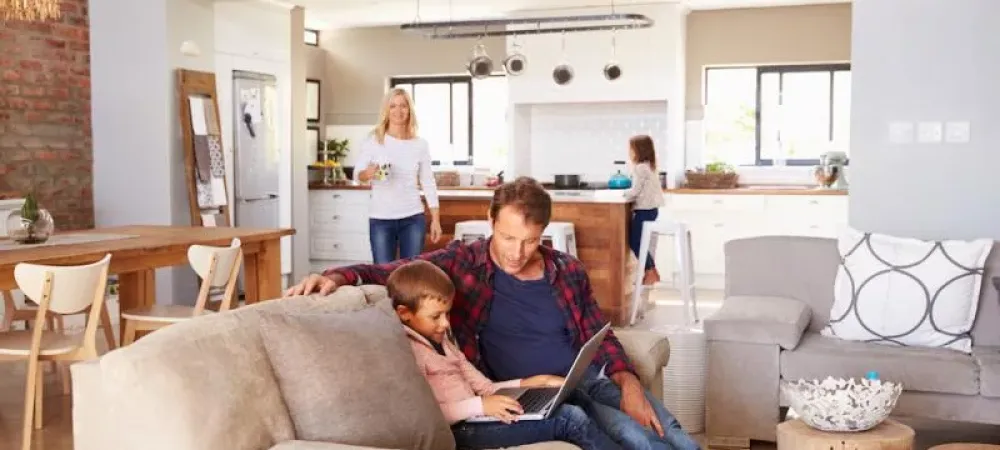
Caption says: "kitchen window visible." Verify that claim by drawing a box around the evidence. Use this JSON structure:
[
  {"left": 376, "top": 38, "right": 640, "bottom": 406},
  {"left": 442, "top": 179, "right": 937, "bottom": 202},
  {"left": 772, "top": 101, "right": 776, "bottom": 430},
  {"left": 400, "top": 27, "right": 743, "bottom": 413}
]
[
  {"left": 703, "top": 63, "right": 851, "bottom": 166},
  {"left": 390, "top": 75, "right": 507, "bottom": 168}
]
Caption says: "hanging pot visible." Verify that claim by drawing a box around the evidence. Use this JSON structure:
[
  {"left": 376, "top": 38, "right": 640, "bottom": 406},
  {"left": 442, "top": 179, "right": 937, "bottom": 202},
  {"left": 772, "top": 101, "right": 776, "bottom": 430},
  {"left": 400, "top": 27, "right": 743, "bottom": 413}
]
[
  {"left": 603, "top": 29, "right": 622, "bottom": 82},
  {"left": 504, "top": 40, "right": 527, "bottom": 76},
  {"left": 467, "top": 43, "right": 493, "bottom": 80},
  {"left": 552, "top": 32, "right": 573, "bottom": 86}
]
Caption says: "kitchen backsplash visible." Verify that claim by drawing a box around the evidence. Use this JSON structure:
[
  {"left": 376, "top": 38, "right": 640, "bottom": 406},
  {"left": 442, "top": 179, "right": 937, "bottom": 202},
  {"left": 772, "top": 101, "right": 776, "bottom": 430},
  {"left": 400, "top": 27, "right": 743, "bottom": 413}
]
[{"left": 528, "top": 101, "right": 669, "bottom": 182}]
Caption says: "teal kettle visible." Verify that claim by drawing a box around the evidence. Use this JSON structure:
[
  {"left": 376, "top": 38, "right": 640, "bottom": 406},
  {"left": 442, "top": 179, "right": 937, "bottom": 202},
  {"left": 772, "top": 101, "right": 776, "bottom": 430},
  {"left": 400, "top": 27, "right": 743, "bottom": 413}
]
[{"left": 608, "top": 160, "right": 632, "bottom": 190}]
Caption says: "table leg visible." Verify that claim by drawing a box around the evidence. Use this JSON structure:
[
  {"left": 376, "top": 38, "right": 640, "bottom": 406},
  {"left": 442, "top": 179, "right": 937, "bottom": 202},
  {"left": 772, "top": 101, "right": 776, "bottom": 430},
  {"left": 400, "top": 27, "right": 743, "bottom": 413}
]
[
  {"left": 243, "top": 238, "right": 282, "bottom": 304},
  {"left": 116, "top": 270, "right": 155, "bottom": 338}
]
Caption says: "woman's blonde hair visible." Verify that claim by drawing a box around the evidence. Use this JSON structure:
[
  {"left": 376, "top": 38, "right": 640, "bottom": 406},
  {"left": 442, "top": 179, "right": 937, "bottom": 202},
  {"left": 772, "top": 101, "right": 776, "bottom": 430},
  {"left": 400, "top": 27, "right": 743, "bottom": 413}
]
[{"left": 372, "top": 88, "right": 418, "bottom": 144}]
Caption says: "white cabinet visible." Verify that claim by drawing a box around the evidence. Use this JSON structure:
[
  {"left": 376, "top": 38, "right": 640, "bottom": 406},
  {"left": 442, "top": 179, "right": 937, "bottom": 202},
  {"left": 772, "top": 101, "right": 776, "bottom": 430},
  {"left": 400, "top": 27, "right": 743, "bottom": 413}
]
[
  {"left": 652, "top": 194, "right": 848, "bottom": 289},
  {"left": 309, "top": 190, "right": 373, "bottom": 267}
]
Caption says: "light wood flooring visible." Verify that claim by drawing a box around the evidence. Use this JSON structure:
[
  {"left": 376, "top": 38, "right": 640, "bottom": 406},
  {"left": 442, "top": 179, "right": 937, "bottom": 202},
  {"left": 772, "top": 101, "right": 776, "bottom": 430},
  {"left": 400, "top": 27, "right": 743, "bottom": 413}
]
[{"left": 0, "top": 288, "right": 997, "bottom": 449}]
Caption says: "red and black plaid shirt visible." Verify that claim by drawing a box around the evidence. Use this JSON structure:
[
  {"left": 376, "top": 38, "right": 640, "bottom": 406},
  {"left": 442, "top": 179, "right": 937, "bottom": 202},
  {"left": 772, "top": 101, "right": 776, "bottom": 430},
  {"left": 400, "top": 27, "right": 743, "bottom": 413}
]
[{"left": 324, "top": 238, "right": 636, "bottom": 378}]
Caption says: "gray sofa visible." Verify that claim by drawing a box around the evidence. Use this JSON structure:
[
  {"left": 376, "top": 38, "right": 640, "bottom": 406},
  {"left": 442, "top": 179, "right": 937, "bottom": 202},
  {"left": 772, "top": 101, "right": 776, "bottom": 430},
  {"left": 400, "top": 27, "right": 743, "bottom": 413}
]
[
  {"left": 72, "top": 284, "right": 671, "bottom": 450},
  {"left": 704, "top": 235, "right": 1000, "bottom": 443}
]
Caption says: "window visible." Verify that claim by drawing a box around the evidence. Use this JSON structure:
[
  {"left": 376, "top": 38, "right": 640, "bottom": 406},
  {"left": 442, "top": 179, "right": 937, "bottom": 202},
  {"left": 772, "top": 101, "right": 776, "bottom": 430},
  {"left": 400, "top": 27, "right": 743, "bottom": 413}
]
[
  {"left": 304, "top": 29, "right": 319, "bottom": 46},
  {"left": 703, "top": 64, "right": 850, "bottom": 166},
  {"left": 390, "top": 75, "right": 508, "bottom": 168},
  {"left": 305, "top": 79, "right": 320, "bottom": 122}
]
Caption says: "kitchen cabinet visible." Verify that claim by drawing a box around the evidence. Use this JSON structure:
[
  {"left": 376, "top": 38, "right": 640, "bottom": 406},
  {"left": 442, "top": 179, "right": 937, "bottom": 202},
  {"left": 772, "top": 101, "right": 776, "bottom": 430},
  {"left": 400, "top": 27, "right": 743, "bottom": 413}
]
[
  {"left": 308, "top": 189, "right": 373, "bottom": 272},
  {"left": 652, "top": 193, "right": 849, "bottom": 289}
]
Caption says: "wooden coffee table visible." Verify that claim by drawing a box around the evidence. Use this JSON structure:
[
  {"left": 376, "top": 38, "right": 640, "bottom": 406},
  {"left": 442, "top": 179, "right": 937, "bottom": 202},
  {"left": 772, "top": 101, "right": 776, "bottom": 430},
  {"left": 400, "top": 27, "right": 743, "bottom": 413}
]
[{"left": 777, "top": 419, "right": 914, "bottom": 450}]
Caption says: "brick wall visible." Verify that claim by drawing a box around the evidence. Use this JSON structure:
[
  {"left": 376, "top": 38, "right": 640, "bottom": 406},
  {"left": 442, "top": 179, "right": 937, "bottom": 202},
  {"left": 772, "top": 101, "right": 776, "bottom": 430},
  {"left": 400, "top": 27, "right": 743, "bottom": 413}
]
[{"left": 0, "top": 0, "right": 93, "bottom": 231}]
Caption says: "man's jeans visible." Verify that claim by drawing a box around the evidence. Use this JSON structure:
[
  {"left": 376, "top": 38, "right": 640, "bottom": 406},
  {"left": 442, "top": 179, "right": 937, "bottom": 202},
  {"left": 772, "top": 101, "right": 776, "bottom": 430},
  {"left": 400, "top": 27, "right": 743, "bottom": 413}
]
[
  {"left": 571, "top": 366, "right": 702, "bottom": 450},
  {"left": 451, "top": 404, "right": 621, "bottom": 450}
]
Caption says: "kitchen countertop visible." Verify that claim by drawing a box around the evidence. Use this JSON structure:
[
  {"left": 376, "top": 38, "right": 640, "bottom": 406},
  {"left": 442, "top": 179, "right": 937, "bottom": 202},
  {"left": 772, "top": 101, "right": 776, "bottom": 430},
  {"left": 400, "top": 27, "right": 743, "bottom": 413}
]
[{"left": 308, "top": 182, "right": 847, "bottom": 196}]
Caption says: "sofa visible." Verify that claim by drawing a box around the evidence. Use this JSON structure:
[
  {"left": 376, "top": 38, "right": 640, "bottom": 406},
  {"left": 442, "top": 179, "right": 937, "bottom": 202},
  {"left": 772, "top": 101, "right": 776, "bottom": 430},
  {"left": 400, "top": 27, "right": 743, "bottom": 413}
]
[
  {"left": 704, "top": 235, "right": 1000, "bottom": 443},
  {"left": 72, "top": 284, "right": 671, "bottom": 450}
]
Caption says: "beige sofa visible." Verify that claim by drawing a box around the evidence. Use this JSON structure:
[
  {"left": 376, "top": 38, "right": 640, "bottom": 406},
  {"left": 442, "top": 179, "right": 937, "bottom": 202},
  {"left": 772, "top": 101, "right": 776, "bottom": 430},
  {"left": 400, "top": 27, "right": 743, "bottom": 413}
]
[
  {"left": 704, "top": 235, "right": 1000, "bottom": 443},
  {"left": 72, "top": 284, "right": 671, "bottom": 450}
]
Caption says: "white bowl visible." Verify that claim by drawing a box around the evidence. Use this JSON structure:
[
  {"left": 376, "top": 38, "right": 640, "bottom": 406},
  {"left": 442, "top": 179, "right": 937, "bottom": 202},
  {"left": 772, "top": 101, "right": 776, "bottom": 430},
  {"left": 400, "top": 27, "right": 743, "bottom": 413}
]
[{"left": 782, "top": 376, "right": 903, "bottom": 432}]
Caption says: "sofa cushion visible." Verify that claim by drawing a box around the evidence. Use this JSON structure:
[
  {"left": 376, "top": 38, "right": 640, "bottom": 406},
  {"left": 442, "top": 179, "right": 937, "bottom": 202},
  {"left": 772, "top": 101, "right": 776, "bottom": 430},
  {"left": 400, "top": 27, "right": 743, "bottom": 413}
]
[
  {"left": 705, "top": 296, "right": 811, "bottom": 350},
  {"left": 975, "top": 346, "right": 1000, "bottom": 398},
  {"left": 259, "top": 304, "right": 455, "bottom": 450},
  {"left": 96, "top": 289, "right": 372, "bottom": 450},
  {"left": 781, "top": 333, "right": 980, "bottom": 395}
]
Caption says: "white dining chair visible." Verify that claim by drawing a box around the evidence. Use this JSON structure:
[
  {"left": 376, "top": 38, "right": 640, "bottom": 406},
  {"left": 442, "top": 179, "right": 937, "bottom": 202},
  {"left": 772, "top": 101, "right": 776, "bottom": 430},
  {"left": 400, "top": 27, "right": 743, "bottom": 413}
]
[{"left": 120, "top": 238, "right": 243, "bottom": 345}]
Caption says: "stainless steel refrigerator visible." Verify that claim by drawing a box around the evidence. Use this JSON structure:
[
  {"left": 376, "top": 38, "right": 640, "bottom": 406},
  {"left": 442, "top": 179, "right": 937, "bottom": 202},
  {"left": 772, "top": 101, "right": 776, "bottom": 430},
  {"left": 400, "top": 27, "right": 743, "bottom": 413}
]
[{"left": 232, "top": 70, "right": 280, "bottom": 234}]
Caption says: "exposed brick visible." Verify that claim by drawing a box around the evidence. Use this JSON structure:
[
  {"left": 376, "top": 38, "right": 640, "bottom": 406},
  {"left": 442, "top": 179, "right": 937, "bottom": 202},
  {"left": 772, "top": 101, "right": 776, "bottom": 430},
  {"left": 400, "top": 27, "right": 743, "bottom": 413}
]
[{"left": 0, "top": 0, "right": 93, "bottom": 230}]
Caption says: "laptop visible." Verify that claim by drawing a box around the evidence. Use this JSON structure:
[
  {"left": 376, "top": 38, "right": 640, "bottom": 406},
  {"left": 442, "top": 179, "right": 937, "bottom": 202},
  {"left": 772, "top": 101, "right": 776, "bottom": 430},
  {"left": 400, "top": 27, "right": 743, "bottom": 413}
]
[{"left": 464, "top": 322, "right": 612, "bottom": 422}]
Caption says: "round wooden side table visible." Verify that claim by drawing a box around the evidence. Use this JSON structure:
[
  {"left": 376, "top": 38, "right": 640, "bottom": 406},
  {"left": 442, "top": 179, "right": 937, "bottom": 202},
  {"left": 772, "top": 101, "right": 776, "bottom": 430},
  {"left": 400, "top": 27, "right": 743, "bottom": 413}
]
[
  {"left": 777, "top": 419, "right": 915, "bottom": 450},
  {"left": 929, "top": 445, "right": 1000, "bottom": 450}
]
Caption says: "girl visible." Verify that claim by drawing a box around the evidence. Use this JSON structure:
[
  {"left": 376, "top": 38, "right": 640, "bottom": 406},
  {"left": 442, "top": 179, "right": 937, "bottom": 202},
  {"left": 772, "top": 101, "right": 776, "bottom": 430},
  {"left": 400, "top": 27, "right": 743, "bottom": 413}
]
[
  {"left": 387, "top": 260, "right": 622, "bottom": 450},
  {"left": 624, "top": 135, "right": 666, "bottom": 285},
  {"left": 355, "top": 88, "right": 442, "bottom": 263}
]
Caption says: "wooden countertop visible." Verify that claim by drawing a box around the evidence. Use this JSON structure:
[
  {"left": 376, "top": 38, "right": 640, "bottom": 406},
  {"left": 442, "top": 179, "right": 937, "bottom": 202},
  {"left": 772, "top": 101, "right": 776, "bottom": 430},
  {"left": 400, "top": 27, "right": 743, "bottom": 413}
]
[{"left": 308, "top": 183, "right": 847, "bottom": 196}]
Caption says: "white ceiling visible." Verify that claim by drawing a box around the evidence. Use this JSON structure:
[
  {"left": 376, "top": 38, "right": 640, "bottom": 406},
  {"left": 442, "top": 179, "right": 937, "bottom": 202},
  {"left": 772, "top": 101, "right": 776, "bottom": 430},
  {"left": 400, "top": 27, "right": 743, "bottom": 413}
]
[{"left": 289, "top": 0, "right": 850, "bottom": 30}]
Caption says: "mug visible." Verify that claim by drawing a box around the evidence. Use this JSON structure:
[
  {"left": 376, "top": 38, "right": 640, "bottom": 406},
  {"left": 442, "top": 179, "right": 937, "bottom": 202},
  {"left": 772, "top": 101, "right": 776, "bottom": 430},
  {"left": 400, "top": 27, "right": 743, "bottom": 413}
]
[{"left": 375, "top": 163, "right": 392, "bottom": 181}]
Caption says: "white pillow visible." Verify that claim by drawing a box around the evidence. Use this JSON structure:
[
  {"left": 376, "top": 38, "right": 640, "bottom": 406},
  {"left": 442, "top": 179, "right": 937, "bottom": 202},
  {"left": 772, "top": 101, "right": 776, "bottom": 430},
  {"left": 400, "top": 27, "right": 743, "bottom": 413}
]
[{"left": 821, "top": 227, "right": 994, "bottom": 353}]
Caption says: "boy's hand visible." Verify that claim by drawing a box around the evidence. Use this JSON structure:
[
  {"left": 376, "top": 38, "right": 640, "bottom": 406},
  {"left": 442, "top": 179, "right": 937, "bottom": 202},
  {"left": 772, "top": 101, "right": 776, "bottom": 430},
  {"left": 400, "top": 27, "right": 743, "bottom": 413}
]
[
  {"left": 482, "top": 395, "right": 523, "bottom": 424},
  {"left": 520, "top": 375, "right": 565, "bottom": 388}
]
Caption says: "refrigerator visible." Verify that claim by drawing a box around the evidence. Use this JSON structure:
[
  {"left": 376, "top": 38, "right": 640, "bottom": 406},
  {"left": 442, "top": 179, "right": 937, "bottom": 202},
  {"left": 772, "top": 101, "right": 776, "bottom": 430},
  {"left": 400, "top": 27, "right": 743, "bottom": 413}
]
[{"left": 232, "top": 71, "right": 280, "bottom": 234}]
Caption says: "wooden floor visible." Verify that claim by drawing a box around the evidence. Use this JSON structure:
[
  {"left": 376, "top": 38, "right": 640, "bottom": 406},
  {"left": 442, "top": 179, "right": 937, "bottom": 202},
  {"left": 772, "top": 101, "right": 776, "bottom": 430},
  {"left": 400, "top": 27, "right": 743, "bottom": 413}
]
[{"left": 0, "top": 289, "right": 997, "bottom": 449}]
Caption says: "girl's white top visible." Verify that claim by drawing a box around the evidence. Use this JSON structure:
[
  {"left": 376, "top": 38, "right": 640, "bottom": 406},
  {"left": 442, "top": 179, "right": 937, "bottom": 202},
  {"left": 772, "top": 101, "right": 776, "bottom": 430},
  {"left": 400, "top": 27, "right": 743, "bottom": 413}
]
[
  {"left": 624, "top": 162, "right": 665, "bottom": 210},
  {"left": 353, "top": 134, "right": 440, "bottom": 220}
]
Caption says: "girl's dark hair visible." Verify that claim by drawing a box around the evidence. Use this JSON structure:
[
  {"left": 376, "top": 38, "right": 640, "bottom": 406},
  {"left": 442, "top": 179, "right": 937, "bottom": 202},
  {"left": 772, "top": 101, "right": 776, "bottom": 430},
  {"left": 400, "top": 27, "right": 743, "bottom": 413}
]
[
  {"left": 488, "top": 177, "right": 552, "bottom": 227},
  {"left": 629, "top": 135, "right": 657, "bottom": 171}
]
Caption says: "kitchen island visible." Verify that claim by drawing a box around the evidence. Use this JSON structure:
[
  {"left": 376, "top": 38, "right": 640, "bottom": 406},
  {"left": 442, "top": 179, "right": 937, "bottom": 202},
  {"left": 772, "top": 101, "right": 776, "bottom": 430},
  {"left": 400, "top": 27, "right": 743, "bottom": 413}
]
[{"left": 308, "top": 183, "right": 636, "bottom": 325}]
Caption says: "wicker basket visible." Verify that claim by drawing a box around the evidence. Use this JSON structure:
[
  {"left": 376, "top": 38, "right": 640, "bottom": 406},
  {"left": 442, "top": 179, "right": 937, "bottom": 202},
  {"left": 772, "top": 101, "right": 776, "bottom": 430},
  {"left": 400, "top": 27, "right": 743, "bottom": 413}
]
[
  {"left": 683, "top": 170, "right": 739, "bottom": 189},
  {"left": 434, "top": 171, "right": 461, "bottom": 187}
]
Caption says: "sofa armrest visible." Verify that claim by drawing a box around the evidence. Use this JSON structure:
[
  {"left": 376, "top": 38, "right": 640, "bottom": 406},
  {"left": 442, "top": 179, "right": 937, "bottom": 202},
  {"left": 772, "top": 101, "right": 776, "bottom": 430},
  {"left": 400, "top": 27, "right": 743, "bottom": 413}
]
[
  {"left": 72, "top": 360, "right": 114, "bottom": 450},
  {"left": 270, "top": 441, "right": 397, "bottom": 450},
  {"left": 614, "top": 328, "right": 670, "bottom": 390},
  {"left": 704, "top": 295, "right": 812, "bottom": 350}
]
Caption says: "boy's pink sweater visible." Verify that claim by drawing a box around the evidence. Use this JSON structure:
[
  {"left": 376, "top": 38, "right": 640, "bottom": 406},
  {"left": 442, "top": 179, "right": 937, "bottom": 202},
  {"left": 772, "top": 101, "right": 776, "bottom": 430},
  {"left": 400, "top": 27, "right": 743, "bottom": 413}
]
[{"left": 404, "top": 325, "right": 521, "bottom": 424}]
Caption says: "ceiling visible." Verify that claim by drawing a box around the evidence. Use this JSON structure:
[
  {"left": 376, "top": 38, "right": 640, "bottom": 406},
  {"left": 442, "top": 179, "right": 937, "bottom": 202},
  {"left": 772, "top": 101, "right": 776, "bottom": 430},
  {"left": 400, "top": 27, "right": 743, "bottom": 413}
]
[{"left": 286, "top": 0, "right": 850, "bottom": 30}]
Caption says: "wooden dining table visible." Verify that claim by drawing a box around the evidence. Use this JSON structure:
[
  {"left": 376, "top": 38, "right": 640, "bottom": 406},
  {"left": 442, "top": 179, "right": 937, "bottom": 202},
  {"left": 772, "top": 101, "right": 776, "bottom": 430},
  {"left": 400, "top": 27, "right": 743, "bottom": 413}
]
[{"left": 0, "top": 225, "right": 296, "bottom": 334}]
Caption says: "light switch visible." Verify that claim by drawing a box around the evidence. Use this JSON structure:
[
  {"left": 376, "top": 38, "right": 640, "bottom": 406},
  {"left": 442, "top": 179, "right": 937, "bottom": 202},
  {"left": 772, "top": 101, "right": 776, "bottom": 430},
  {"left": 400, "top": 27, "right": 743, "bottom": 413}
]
[
  {"left": 945, "top": 121, "right": 971, "bottom": 143},
  {"left": 888, "top": 121, "right": 914, "bottom": 144},
  {"left": 917, "top": 121, "right": 943, "bottom": 143}
]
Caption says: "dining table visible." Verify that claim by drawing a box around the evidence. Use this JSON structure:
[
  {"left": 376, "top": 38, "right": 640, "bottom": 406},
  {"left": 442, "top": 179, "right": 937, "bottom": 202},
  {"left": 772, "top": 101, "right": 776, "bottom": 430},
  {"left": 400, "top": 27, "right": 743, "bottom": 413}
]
[{"left": 0, "top": 225, "right": 296, "bottom": 336}]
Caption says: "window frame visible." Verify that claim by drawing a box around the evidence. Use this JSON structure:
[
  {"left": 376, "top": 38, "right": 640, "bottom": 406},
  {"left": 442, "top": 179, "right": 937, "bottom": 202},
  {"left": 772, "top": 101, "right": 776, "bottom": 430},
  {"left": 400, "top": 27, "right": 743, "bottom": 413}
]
[
  {"left": 705, "top": 63, "right": 851, "bottom": 167},
  {"left": 389, "top": 75, "right": 478, "bottom": 166},
  {"left": 304, "top": 29, "right": 319, "bottom": 46}
]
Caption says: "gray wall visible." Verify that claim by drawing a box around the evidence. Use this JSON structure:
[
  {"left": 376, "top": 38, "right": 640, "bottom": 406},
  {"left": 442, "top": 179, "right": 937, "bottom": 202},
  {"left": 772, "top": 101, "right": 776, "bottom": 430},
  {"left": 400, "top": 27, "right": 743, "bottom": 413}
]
[{"left": 849, "top": 0, "right": 1000, "bottom": 240}]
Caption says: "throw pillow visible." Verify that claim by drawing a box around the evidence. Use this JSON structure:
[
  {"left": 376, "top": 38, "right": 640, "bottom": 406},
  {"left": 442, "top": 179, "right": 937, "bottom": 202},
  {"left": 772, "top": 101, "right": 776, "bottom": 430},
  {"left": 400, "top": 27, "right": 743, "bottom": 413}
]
[
  {"left": 822, "top": 227, "right": 993, "bottom": 353},
  {"left": 259, "top": 306, "right": 455, "bottom": 450}
]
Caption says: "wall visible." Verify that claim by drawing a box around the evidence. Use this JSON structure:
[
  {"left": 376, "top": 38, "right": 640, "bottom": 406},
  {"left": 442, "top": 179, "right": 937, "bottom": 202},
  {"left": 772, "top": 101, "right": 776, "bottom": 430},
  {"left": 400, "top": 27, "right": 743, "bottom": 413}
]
[
  {"left": 314, "top": 26, "right": 505, "bottom": 126},
  {"left": 0, "top": 0, "right": 93, "bottom": 230},
  {"left": 849, "top": 0, "right": 1000, "bottom": 240},
  {"left": 685, "top": 3, "right": 852, "bottom": 120}
]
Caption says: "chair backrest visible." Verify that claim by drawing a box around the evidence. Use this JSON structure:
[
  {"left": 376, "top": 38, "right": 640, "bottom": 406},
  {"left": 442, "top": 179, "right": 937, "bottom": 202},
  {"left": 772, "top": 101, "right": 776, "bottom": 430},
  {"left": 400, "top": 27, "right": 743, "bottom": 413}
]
[
  {"left": 189, "top": 238, "right": 243, "bottom": 314},
  {"left": 13, "top": 254, "right": 112, "bottom": 315}
]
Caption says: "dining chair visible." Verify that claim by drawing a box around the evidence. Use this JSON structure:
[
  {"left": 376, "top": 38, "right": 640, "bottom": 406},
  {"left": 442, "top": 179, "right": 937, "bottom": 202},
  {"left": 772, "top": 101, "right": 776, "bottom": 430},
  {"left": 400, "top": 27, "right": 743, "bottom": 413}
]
[
  {"left": 120, "top": 238, "right": 242, "bottom": 345},
  {"left": 0, "top": 253, "right": 112, "bottom": 450}
]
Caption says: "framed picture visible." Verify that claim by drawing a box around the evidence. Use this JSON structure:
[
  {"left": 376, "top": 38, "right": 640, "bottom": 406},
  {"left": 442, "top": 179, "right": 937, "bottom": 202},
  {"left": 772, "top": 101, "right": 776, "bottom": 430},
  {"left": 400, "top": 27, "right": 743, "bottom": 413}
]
[{"left": 306, "top": 79, "right": 320, "bottom": 122}]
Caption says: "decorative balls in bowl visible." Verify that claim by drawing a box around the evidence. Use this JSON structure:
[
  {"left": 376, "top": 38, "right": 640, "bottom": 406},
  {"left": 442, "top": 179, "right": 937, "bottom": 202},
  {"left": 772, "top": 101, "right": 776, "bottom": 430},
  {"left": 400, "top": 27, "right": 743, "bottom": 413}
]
[{"left": 782, "top": 376, "right": 903, "bottom": 432}]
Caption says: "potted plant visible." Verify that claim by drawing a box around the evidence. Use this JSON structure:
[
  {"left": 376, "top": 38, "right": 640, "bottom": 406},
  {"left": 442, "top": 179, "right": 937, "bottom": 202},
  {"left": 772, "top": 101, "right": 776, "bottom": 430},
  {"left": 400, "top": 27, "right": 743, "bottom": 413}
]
[
  {"left": 323, "top": 138, "right": 350, "bottom": 182},
  {"left": 6, "top": 192, "right": 55, "bottom": 244}
]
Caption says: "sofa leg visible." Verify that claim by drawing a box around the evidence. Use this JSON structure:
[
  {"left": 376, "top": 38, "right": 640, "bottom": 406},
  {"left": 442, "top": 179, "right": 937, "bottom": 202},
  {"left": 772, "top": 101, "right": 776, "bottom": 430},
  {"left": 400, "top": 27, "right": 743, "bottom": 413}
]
[
  {"left": 706, "top": 436, "right": 751, "bottom": 449},
  {"left": 706, "top": 341, "right": 781, "bottom": 442}
]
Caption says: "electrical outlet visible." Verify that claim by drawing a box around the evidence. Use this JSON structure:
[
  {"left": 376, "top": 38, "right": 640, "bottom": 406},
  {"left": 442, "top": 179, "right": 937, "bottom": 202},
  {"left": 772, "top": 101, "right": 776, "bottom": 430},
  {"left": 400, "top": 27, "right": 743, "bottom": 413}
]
[
  {"left": 945, "top": 121, "right": 971, "bottom": 143},
  {"left": 888, "top": 121, "right": 914, "bottom": 144},
  {"left": 917, "top": 121, "right": 943, "bottom": 143}
]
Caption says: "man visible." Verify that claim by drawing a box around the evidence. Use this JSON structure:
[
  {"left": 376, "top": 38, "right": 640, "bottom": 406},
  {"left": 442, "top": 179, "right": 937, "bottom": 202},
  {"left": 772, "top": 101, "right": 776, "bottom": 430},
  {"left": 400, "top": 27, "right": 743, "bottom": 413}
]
[{"left": 286, "top": 177, "right": 700, "bottom": 450}]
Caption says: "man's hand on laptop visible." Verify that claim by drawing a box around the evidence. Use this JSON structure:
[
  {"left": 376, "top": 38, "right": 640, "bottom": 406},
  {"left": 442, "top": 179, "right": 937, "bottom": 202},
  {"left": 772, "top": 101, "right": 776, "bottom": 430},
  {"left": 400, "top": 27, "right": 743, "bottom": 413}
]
[
  {"left": 284, "top": 273, "right": 340, "bottom": 297},
  {"left": 520, "top": 375, "right": 565, "bottom": 388},
  {"left": 482, "top": 395, "right": 524, "bottom": 424}
]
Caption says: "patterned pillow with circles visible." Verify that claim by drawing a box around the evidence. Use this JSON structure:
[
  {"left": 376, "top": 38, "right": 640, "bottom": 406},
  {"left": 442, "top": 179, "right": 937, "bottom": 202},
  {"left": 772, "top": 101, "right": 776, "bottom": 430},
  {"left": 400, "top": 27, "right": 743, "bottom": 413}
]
[{"left": 821, "top": 227, "right": 994, "bottom": 353}]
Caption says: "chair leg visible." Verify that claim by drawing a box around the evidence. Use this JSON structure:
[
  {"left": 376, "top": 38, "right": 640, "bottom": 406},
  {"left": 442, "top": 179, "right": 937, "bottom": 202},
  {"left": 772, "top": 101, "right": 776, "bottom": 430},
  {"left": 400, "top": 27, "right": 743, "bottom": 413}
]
[
  {"left": 122, "top": 319, "right": 138, "bottom": 346},
  {"left": 99, "top": 304, "right": 117, "bottom": 350},
  {"left": 60, "top": 362, "right": 71, "bottom": 395},
  {"left": 33, "top": 367, "right": 43, "bottom": 430},
  {"left": 21, "top": 357, "right": 40, "bottom": 450}
]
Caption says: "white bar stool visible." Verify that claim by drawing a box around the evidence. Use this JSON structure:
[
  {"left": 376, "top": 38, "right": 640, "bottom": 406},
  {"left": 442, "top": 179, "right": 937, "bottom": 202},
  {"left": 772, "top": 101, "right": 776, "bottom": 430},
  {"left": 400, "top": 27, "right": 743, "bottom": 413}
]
[
  {"left": 453, "top": 220, "right": 492, "bottom": 243},
  {"left": 542, "top": 222, "right": 578, "bottom": 257},
  {"left": 629, "top": 219, "right": 697, "bottom": 326}
]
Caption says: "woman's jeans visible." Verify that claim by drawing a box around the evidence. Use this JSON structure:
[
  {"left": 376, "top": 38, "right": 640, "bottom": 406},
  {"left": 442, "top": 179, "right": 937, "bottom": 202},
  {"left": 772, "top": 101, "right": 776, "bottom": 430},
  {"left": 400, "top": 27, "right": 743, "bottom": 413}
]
[
  {"left": 368, "top": 213, "right": 426, "bottom": 264},
  {"left": 451, "top": 404, "right": 621, "bottom": 450},
  {"left": 630, "top": 208, "right": 659, "bottom": 270}
]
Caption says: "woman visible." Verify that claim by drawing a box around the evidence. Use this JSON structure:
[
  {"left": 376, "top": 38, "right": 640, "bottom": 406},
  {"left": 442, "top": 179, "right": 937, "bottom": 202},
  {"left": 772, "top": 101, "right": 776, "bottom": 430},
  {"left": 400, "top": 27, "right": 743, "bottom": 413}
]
[
  {"left": 624, "top": 135, "right": 666, "bottom": 285},
  {"left": 355, "top": 88, "right": 442, "bottom": 263}
]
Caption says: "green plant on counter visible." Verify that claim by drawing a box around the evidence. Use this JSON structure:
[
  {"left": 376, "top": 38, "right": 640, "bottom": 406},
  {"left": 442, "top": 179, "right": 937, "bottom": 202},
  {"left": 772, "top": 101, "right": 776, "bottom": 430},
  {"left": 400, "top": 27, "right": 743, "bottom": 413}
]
[
  {"left": 324, "top": 138, "right": 350, "bottom": 162},
  {"left": 21, "top": 192, "right": 39, "bottom": 222},
  {"left": 703, "top": 162, "right": 735, "bottom": 173}
]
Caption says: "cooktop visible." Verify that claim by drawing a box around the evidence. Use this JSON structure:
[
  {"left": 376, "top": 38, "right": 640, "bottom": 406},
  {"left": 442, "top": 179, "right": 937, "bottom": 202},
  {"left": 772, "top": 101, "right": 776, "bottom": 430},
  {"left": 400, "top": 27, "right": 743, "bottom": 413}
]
[{"left": 541, "top": 182, "right": 609, "bottom": 191}]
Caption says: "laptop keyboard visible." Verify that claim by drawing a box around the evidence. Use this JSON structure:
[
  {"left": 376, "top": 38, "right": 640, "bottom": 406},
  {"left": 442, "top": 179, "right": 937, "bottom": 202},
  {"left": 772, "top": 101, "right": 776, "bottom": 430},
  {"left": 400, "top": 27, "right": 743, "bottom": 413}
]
[{"left": 519, "top": 388, "right": 561, "bottom": 413}]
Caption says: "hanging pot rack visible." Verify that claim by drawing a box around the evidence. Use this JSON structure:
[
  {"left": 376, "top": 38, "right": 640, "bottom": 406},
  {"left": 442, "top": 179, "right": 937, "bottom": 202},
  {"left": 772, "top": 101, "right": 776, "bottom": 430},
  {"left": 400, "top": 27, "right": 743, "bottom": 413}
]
[{"left": 399, "top": 13, "right": 654, "bottom": 40}]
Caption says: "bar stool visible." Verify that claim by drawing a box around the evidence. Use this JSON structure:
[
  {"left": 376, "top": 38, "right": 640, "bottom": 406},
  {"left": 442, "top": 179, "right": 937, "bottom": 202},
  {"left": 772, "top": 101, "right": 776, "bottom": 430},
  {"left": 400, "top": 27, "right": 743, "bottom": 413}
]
[
  {"left": 629, "top": 219, "right": 697, "bottom": 326},
  {"left": 542, "top": 222, "right": 578, "bottom": 257},
  {"left": 453, "top": 220, "right": 492, "bottom": 243}
]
